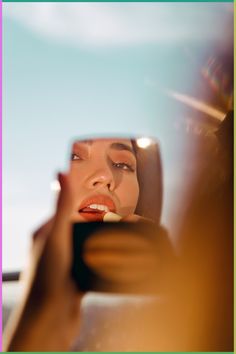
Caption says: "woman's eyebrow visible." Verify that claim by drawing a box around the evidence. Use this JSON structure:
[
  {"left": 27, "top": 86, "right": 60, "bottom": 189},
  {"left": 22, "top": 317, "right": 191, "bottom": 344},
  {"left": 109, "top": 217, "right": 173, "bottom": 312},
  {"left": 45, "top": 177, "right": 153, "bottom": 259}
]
[{"left": 110, "top": 142, "right": 135, "bottom": 156}]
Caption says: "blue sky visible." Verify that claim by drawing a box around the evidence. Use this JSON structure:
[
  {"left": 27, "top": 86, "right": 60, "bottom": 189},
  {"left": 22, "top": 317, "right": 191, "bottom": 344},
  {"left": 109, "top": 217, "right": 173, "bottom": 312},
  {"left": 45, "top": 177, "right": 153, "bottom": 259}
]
[{"left": 3, "top": 3, "right": 233, "bottom": 271}]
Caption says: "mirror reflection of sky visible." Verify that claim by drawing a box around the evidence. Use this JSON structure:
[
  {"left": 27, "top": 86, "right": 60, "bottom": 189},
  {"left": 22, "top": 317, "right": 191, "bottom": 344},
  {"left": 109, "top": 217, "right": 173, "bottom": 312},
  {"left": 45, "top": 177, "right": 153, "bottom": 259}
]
[{"left": 3, "top": 3, "right": 232, "bottom": 271}]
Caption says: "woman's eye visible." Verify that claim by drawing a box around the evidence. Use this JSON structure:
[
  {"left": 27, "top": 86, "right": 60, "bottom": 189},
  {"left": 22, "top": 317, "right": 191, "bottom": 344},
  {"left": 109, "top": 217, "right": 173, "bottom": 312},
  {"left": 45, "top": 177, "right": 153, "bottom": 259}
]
[
  {"left": 112, "top": 162, "right": 135, "bottom": 172},
  {"left": 71, "top": 153, "right": 82, "bottom": 161}
]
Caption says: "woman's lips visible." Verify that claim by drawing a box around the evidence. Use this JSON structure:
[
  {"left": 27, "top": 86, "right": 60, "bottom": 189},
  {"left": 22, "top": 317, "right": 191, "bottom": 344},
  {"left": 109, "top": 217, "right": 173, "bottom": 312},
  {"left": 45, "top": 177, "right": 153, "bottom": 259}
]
[
  {"left": 78, "top": 195, "right": 116, "bottom": 222},
  {"left": 79, "top": 211, "right": 106, "bottom": 222}
]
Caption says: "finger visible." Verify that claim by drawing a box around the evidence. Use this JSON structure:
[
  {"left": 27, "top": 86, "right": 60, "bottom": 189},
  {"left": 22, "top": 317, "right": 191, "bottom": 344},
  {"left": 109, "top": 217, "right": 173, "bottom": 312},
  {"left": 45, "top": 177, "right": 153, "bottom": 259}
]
[
  {"left": 84, "top": 230, "right": 152, "bottom": 253},
  {"left": 55, "top": 173, "right": 74, "bottom": 226},
  {"left": 83, "top": 252, "right": 157, "bottom": 283},
  {"left": 83, "top": 251, "right": 157, "bottom": 269},
  {"left": 50, "top": 173, "right": 74, "bottom": 246},
  {"left": 89, "top": 266, "right": 149, "bottom": 283},
  {"left": 32, "top": 217, "right": 55, "bottom": 242}
]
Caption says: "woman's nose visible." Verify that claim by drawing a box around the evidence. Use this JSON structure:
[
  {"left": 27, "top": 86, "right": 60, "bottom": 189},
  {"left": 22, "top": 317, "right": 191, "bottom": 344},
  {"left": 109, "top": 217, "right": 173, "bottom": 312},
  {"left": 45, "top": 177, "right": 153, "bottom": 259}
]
[{"left": 86, "top": 167, "right": 115, "bottom": 191}]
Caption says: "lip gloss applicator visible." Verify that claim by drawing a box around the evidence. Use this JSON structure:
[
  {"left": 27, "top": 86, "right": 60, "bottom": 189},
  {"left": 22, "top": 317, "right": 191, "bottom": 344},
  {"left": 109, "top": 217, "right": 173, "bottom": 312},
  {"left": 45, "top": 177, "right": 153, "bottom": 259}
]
[{"left": 103, "top": 212, "right": 122, "bottom": 222}]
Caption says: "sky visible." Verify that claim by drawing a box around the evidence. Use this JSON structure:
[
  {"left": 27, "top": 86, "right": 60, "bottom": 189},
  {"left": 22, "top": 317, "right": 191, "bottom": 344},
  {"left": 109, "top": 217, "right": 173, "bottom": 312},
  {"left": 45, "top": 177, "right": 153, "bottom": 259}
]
[{"left": 3, "top": 2, "right": 233, "bottom": 271}]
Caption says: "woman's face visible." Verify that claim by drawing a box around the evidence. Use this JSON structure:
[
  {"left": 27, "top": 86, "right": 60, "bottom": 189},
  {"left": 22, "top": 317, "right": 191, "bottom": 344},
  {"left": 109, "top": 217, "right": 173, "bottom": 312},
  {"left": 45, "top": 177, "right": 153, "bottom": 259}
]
[{"left": 70, "top": 139, "right": 139, "bottom": 222}]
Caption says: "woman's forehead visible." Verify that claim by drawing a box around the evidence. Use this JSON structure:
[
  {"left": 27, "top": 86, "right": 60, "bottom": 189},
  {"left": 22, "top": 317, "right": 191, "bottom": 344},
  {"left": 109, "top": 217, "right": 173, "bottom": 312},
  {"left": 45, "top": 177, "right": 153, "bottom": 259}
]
[
  {"left": 86, "top": 138, "right": 132, "bottom": 146},
  {"left": 73, "top": 138, "right": 133, "bottom": 150}
]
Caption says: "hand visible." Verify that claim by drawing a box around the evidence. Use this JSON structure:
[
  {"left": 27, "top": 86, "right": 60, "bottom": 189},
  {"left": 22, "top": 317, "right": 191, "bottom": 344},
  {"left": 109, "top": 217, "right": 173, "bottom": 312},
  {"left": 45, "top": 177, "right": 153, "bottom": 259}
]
[
  {"left": 83, "top": 224, "right": 159, "bottom": 291},
  {"left": 3, "top": 173, "right": 83, "bottom": 352}
]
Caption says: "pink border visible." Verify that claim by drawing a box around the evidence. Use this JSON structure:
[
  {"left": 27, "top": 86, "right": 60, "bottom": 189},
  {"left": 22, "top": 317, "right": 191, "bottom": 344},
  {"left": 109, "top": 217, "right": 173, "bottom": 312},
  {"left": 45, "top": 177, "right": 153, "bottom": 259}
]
[{"left": 0, "top": 0, "right": 2, "bottom": 350}]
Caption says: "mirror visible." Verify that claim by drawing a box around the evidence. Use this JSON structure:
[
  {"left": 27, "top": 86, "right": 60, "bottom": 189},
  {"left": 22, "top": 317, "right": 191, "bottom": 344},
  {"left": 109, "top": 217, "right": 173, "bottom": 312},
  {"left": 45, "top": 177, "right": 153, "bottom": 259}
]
[
  {"left": 67, "top": 137, "right": 172, "bottom": 294},
  {"left": 68, "top": 137, "right": 162, "bottom": 224}
]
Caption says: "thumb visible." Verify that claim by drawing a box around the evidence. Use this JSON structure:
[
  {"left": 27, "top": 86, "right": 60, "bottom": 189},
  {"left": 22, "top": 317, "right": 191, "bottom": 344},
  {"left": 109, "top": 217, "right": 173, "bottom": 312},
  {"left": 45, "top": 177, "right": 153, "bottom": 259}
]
[{"left": 50, "top": 172, "right": 74, "bottom": 246}]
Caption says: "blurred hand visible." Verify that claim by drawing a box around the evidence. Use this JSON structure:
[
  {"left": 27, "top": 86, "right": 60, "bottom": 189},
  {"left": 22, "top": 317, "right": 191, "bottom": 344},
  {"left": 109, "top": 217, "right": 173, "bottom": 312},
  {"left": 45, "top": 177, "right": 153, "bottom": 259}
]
[
  {"left": 3, "top": 173, "right": 83, "bottom": 352},
  {"left": 83, "top": 224, "right": 159, "bottom": 289}
]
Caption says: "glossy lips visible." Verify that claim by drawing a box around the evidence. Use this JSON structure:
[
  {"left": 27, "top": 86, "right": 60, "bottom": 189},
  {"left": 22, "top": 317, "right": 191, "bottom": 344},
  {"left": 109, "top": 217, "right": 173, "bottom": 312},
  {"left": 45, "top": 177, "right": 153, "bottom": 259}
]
[{"left": 78, "top": 195, "right": 116, "bottom": 221}]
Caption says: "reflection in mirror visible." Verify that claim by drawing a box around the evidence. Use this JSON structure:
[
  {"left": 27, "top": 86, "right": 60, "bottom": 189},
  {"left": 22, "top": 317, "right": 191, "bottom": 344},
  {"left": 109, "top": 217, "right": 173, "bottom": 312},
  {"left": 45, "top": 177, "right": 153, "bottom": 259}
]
[{"left": 69, "top": 137, "right": 162, "bottom": 225}]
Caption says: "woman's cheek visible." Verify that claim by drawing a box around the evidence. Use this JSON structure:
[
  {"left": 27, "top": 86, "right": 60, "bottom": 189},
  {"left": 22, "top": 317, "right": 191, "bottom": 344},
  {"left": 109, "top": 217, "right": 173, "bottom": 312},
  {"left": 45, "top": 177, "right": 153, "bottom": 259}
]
[{"left": 118, "top": 178, "right": 139, "bottom": 216}]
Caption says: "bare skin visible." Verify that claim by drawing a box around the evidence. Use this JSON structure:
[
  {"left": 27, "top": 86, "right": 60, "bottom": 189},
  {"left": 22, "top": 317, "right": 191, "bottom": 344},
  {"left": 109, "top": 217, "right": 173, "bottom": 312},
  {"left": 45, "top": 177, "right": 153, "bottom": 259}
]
[{"left": 3, "top": 173, "right": 83, "bottom": 351}]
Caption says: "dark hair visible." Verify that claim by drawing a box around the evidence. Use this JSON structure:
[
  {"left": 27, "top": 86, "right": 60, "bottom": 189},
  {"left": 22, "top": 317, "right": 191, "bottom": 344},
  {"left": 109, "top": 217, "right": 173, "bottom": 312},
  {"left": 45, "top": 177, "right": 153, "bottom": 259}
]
[{"left": 131, "top": 140, "right": 163, "bottom": 225}]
